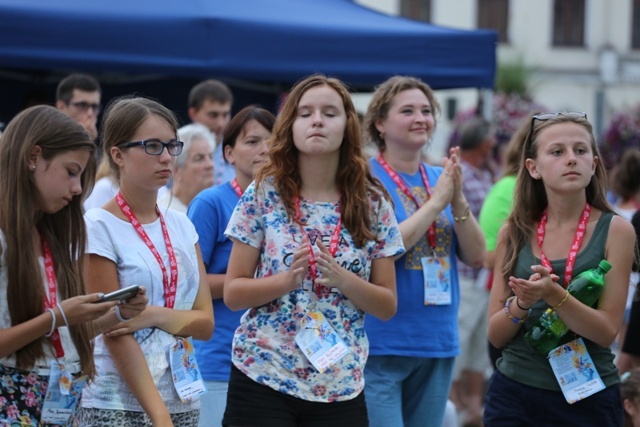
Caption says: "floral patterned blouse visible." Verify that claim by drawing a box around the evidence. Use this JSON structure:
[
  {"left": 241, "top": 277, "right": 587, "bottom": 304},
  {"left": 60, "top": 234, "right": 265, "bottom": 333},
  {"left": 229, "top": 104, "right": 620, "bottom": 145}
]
[{"left": 225, "top": 179, "right": 404, "bottom": 402}]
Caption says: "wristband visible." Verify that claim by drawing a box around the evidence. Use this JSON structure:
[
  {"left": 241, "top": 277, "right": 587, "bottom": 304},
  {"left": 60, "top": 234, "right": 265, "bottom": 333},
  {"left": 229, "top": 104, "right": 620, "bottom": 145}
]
[
  {"left": 45, "top": 308, "right": 56, "bottom": 337},
  {"left": 551, "top": 290, "right": 570, "bottom": 311},
  {"left": 453, "top": 204, "right": 470, "bottom": 223},
  {"left": 515, "top": 297, "right": 531, "bottom": 311},
  {"left": 57, "top": 303, "right": 69, "bottom": 328},
  {"left": 114, "top": 305, "right": 131, "bottom": 323}
]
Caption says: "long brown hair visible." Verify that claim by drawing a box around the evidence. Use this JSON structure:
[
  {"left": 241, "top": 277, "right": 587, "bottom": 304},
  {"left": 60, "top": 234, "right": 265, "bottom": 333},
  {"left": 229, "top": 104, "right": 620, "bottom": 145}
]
[
  {"left": 0, "top": 105, "right": 97, "bottom": 372},
  {"left": 256, "top": 74, "right": 389, "bottom": 247},
  {"left": 502, "top": 113, "right": 613, "bottom": 284}
]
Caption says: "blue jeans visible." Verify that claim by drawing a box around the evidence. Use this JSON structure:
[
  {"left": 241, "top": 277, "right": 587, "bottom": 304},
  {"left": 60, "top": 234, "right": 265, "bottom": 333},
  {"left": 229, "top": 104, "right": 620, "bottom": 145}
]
[
  {"left": 198, "top": 380, "right": 228, "bottom": 427},
  {"left": 484, "top": 370, "right": 623, "bottom": 426},
  {"left": 364, "top": 355, "right": 454, "bottom": 427}
]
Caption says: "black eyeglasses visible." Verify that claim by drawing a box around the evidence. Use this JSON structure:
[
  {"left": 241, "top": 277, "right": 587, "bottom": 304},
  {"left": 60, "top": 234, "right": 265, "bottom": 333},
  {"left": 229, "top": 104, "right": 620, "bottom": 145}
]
[
  {"left": 68, "top": 101, "right": 101, "bottom": 113},
  {"left": 118, "top": 139, "right": 184, "bottom": 156}
]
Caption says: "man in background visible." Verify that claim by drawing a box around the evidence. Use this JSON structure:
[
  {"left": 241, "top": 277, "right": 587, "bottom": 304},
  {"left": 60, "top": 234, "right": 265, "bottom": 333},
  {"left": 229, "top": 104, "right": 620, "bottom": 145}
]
[
  {"left": 56, "top": 73, "right": 102, "bottom": 142},
  {"left": 187, "top": 79, "right": 234, "bottom": 185}
]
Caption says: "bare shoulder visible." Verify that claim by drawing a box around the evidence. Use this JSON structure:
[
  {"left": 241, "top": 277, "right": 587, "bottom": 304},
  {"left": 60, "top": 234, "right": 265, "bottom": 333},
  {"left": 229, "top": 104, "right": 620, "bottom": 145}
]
[
  {"left": 607, "top": 215, "right": 636, "bottom": 248},
  {"left": 496, "top": 222, "right": 511, "bottom": 243},
  {"left": 609, "top": 214, "right": 635, "bottom": 235}
]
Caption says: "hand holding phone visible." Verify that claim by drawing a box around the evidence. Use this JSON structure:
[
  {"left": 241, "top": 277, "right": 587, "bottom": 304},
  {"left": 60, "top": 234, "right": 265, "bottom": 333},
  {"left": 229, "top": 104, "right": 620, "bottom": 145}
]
[{"left": 93, "top": 285, "right": 141, "bottom": 303}]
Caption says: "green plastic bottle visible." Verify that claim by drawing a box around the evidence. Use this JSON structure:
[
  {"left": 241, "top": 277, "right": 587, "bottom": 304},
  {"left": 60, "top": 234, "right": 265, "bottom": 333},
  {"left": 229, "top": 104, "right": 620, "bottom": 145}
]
[{"left": 524, "top": 259, "right": 612, "bottom": 355}]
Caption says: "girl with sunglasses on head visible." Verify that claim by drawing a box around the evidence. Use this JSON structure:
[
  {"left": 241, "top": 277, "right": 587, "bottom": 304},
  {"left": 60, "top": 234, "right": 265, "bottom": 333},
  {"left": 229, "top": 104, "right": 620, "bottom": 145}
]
[
  {"left": 80, "top": 97, "right": 214, "bottom": 427},
  {"left": 484, "top": 112, "right": 635, "bottom": 426},
  {"left": 221, "top": 75, "right": 404, "bottom": 427},
  {"left": 0, "top": 105, "right": 147, "bottom": 427}
]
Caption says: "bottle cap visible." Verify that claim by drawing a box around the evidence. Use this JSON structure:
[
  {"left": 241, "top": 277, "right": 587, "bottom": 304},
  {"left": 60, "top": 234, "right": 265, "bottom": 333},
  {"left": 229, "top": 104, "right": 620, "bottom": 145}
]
[{"left": 598, "top": 259, "right": 612, "bottom": 273}]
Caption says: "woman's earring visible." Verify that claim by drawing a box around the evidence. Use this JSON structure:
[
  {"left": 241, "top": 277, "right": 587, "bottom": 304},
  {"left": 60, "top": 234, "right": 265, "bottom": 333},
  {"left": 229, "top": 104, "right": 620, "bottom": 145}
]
[{"left": 30, "top": 164, "right": 36, "bottom": 171}]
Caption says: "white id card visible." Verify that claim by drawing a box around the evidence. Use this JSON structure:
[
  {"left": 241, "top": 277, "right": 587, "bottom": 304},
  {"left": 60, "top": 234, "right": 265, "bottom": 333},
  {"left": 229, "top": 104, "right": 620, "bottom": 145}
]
[
  {"left": 295, "top": 311, "right": 350, "bottom": 373},
  {"left": 548, "top": 338, "right": 605, "bottom": 404},
  {"left": 169, "top": 337, "right": 207, "bottom": 402},
  {"left": 41, "top": 360, "right": 87, "bottom": 424},
  {"left": 421, "top": 256, "right": 452, "bottom": 305}
]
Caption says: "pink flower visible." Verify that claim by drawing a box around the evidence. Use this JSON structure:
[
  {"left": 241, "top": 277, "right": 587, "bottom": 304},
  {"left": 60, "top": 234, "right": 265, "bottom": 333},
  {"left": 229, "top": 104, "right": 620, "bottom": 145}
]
[
  {"left": 6, "top": 404, "right": 19, "bottom": 418},
  {"left": 24, "top": 390, "right": 38, "bottom": 407}
]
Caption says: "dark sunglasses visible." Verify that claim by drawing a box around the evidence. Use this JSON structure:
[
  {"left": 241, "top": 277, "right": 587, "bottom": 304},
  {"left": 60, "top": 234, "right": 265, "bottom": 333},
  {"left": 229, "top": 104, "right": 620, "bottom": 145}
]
[
  {"left": 526, "top": 112, "right": 588, "bottom": 151},
  {"left": 117, "top": 139, "right": 184, "bottom": 156},
  {"left": 530, "top": 111, "right": 587, "bottom": 134}
]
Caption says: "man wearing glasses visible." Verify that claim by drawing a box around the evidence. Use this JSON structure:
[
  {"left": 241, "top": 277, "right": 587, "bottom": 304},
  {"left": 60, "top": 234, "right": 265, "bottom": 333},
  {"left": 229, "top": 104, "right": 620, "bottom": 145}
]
[{"left": 55, "top": 73, "right": 102, "bottom": 142}]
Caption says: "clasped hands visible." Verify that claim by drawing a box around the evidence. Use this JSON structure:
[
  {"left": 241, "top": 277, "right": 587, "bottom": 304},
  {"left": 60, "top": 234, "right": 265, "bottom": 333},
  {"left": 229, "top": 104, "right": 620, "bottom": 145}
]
[{"left": 508, "top": 265, "right": 560, "bottom": 309}]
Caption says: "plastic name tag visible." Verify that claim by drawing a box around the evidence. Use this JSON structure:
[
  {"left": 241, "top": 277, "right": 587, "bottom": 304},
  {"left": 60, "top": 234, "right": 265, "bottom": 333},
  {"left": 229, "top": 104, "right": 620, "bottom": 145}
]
[
  {"left": 548, "top": 338, "right": 605, "bottom": 404},
  {"left": 41, "top": 360, "right": 87, "bottom": 424},
  {"left": 295, "top": 311, "right": 350, "bottom": 373},
  {"left": 421, "top": 256, "right": 452, "bottom": 305},
  {"left": 169, "top": 337, "right": 207, "bottom": 402}
]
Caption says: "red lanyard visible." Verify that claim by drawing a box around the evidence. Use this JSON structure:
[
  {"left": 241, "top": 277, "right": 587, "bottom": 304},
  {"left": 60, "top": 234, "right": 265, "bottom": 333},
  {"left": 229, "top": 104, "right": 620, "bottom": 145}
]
[
  {"left": 230, "top": 178, "right": 243, "bottom": 197},
  {"left": 42, "top": 237, "right": 64, "bottom": 358},
  {"left": 376, "top": 154, "right": 436, "bottom": 249},
  {"left": 536, "top": 203, "right": 591, "bottom": 287},
  {"left": 294, "top": 197, "right": 342, "bottom": 298},
  {"left": 116, "top": 192, "right": 178, "bottom": 309}
]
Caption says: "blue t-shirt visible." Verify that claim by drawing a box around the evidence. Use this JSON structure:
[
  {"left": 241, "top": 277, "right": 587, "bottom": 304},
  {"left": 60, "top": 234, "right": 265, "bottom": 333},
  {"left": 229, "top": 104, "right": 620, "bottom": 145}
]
[
  {"left": 365, "top": 158, "right": 461, "bottom": 358},
  {"left": 187, "top": 181, "right": 244, "bottom": 381}
]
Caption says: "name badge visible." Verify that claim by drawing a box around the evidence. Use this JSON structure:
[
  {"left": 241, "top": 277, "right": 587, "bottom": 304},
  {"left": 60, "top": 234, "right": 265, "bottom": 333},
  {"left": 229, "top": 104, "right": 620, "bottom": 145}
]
[
  {"left": 421, "top": 256, "right": 452, "bottom": 305},
  {"left": 548, "top": 338, "right": 605, "bottom": 404},
  {"left": 295, "top": 311, "right": 350, "bottom": 373},
  {"left": 169, "top": 337, "right": 207, "bottom": 402},
  {"left": 41, "top": 360, "right": 87, "bottom": 424}
]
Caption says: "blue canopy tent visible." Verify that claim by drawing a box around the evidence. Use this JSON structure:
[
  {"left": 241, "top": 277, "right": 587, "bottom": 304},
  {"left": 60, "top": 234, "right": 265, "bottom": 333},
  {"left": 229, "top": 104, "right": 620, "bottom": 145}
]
[{"left": 0, "top": 0, "right": 496, "bottom": 123}]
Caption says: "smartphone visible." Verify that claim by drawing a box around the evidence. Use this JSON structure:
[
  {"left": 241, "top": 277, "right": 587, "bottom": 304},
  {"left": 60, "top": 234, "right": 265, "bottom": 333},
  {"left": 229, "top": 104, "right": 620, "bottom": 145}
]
[{"left": 92, "top": 285, "right": 141, "bottom": 303}]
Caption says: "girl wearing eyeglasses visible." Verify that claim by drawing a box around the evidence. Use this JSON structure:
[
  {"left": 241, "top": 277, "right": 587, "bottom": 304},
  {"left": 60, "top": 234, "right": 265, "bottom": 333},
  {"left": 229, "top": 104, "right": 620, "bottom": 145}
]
[
  {"left": 80, "top": 97, "right": 214, "bottom": 427},
  {"left": 484, "top": 112, "right": 634, "bottom": 425}
]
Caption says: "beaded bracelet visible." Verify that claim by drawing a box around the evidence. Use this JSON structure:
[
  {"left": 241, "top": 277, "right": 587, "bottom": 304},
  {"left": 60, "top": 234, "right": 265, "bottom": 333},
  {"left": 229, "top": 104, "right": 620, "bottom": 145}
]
[
  {"left": 551, "top": 289, "right": 570, "bottom": 311},
  {"left": 45, "top": 308, "right": 56, "bottom": 337},
  {"left": 504, "top": 296, "right": 529, "bottom": 324}
]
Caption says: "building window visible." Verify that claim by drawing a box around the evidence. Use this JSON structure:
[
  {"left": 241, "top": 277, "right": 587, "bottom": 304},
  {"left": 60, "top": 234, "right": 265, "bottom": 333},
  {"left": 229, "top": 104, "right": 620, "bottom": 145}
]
[
  {"left": 553, "top": 0, "right": 585, "bottom": 47},
  {"left": 477, "top": 0, "right": 509, "bottom": 43},
  {"left": 633, "top": 0, "right": 640, "bottom": 49},
  {"left": 400, "top": 0, "right": 431, "bottom": 23}
]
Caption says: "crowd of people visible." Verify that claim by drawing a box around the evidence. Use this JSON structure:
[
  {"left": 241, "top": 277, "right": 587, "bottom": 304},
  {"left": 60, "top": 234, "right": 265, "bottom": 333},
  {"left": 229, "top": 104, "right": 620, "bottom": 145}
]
[{"left": 0, "top": 71, "right": 639, "bottom": 427}]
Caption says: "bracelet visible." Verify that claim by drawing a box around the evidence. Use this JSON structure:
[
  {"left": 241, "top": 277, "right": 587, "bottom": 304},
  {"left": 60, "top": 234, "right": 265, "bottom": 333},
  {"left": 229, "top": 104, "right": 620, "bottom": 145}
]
[
  {"left": 551, "top": 290, "right": 570, "bottom": 311},
  {"left": 515, "top": 297, "right": 531, "bottom": 311},
  {"left": 56, "top": 303, "right": 69, "bottom": 328},
  {"left": 504, "top": 296, "right": 529, "bottom": 324},
  {"left": 453, "top": 204, "right": 470, "bottom": 223},
  {"left": 114, "top": 305, "right": 131, "bottom": 323},
  {"left": 45, "top": 308, "right": 56, "bottom": 337}
]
